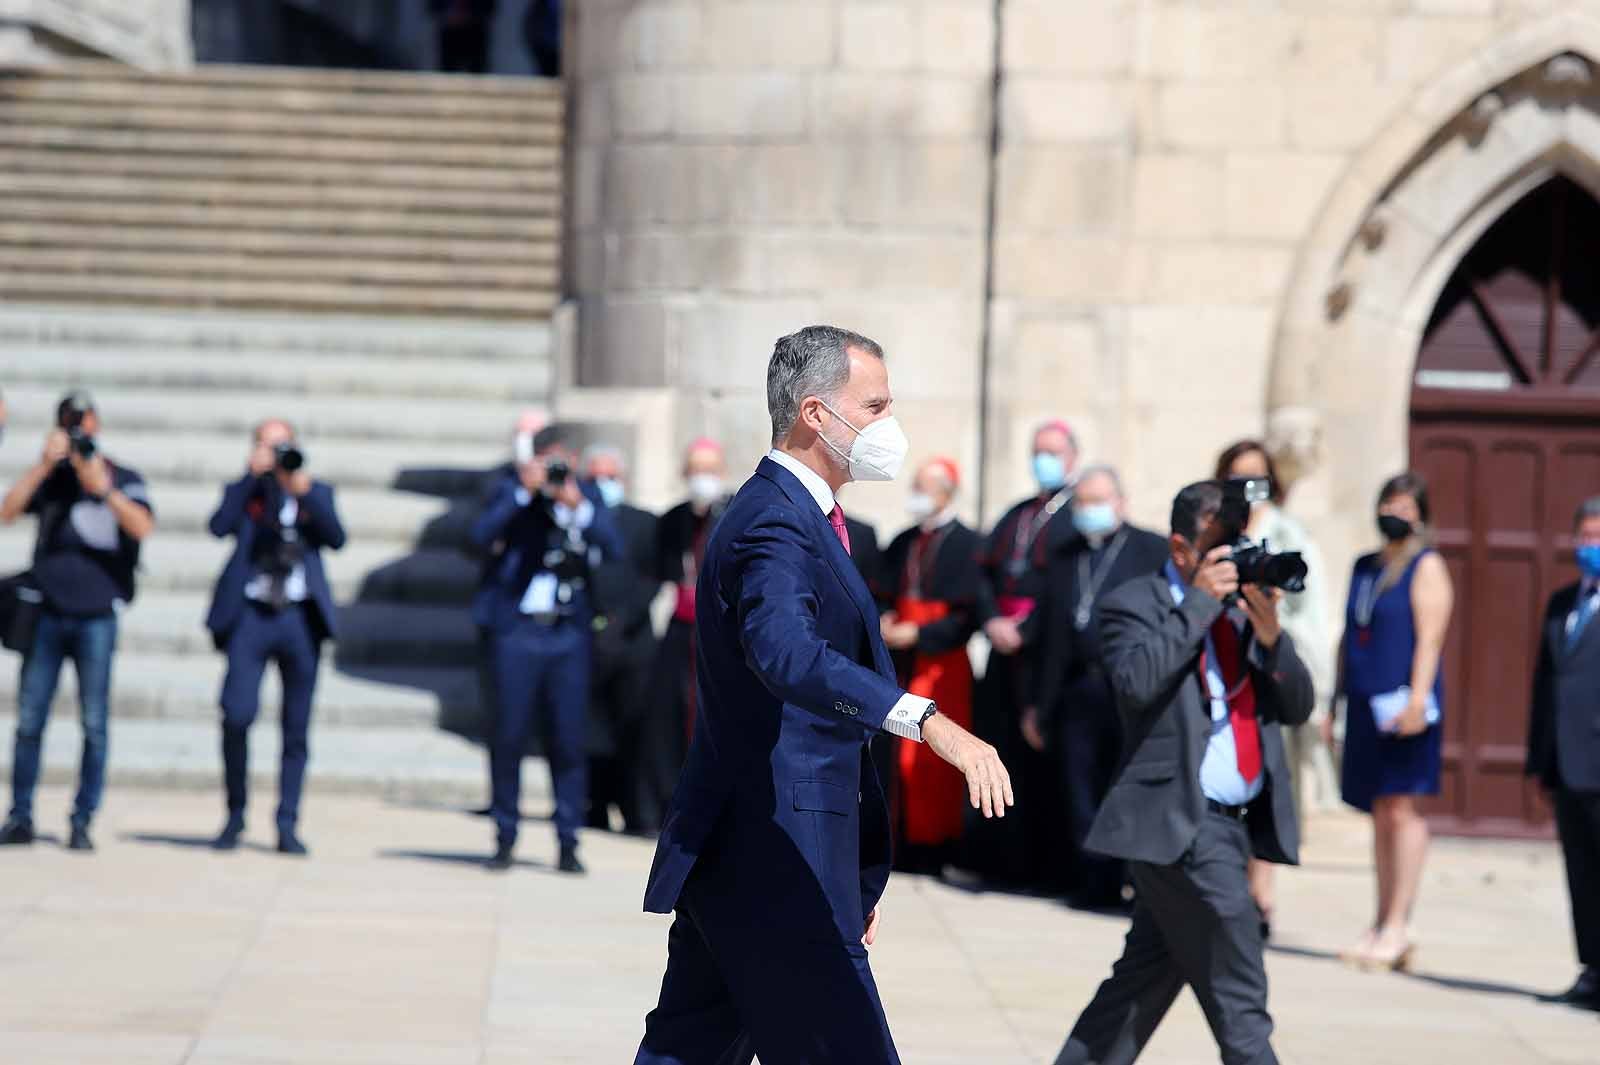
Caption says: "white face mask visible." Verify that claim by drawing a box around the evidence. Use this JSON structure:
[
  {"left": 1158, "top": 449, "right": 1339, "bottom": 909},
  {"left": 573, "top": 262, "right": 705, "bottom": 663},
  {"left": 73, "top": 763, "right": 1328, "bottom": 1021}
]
[
  {"left": 818, "top": 400, "right": 909, "bottom": 483},
  {"left": 906, "top": 492, "right": 937, "bottom": 523},
  {"left": 687, "top": 474, "right": 724, "bottom": 508}
]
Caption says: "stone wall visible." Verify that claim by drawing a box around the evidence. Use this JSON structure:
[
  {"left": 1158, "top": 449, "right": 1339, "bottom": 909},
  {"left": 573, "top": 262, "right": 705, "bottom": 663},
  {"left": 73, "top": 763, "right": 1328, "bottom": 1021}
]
[
  {"left": 567, "top": 0, "right": 1592, "bottom": 569},
  {"left": 0, "top": 0, "right": 191, "bottom": 69}
]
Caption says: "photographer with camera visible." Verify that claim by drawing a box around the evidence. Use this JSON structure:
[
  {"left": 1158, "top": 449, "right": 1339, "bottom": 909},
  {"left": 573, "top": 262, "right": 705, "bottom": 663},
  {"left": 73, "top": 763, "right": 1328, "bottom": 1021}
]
[
  {"left": 472, "top": 426, "right": 623, "bottom": 874},
  {"left": 1049, "top": 479, "right": 1313, "bottom": 1065},
  {"left": 0, "top": 392, "right": 154, "bottom": 852},
  {"left": 204, "top": 419, "right": 344, "bottom": 855}
]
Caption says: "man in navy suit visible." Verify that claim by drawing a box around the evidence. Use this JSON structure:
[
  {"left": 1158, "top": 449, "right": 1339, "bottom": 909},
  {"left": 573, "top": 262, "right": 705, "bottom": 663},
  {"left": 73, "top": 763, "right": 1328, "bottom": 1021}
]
[
  {"left": 1527, "top": 495, "right": 1600, "bottom": 1012},
  {"left": 473, "top": 426, "right": 623, "bottom": 874},
  {"left": 205, "top": 419, "right": 345, "bottom": 855},
  {"left": 634, "top": 325, "right": 1014, "bottom": 1065}
]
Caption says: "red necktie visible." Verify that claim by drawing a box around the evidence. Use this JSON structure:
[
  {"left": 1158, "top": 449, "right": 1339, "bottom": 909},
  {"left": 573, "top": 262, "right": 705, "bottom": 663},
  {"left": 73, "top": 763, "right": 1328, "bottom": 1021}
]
[
  {"left": 1207, "top": 617, "right": 1262, "bottom": 783},
  {"left": 828, "top": 504, "right": 852, "bottom": 556}
]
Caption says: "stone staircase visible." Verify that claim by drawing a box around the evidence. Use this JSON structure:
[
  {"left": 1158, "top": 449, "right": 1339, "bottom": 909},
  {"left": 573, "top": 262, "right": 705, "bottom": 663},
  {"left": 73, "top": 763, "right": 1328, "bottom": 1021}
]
[{"left": 0, "top": 61, "right": 565, "bottom": 807}]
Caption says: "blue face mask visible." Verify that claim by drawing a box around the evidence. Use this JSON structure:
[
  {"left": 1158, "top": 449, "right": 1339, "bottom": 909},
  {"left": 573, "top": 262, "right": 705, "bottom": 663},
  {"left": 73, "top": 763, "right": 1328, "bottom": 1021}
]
[
  {"left": 1033, "top": 452, "right": 1067, "bottom": 492},
  {"left": 1072, "top": 503, "right": 1118, "bottom": 538},
  {"left": 1577, "top": 544, "right": 1600, "bottom": 579},
  {"left": 595, "top": 477, "right": 624, "bottom": 509}
]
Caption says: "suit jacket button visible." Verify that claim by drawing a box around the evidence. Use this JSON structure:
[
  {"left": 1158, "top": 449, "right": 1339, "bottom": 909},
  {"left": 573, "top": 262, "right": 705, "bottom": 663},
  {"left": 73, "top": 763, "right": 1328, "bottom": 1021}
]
[{"left": 834, "top": 701, "right": 844, "bottom": 711}]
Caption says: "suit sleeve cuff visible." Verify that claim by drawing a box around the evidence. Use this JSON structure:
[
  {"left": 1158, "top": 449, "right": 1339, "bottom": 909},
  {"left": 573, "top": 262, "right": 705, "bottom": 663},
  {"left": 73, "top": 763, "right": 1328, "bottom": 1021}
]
[{"left": 882, "top": 694, "right": 935, "bottom": 742}]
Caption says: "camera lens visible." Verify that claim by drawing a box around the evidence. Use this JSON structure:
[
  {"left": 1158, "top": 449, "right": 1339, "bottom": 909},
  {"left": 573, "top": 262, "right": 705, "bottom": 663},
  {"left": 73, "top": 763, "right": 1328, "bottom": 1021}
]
[
  {"left": 274, "top": 444, "right": 304, "bottom": 472},
  {"left": 546, "top": 459, "right": 570, "bottom": 485}
]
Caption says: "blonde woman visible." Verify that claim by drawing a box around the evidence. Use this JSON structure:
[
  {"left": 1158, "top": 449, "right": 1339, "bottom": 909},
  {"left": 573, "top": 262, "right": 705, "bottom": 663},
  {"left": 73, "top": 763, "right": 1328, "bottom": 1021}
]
[{"left": 1328, "top": 472, "right": 1454, "bottom": 970}]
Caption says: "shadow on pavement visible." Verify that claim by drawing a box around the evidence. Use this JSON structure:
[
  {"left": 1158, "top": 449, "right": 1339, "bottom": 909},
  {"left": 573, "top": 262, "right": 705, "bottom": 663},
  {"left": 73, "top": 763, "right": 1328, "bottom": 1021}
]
[
  {"left": 377, "top": 847, "right": 547, "bottom": 872},
  {"left": 123, "top": 831, "right": 275, "bottom": 854}
]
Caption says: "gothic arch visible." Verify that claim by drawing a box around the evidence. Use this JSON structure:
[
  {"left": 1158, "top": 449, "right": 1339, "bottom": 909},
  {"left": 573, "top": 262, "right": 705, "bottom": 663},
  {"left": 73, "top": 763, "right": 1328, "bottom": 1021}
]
[{"left": 1265, "top": 14, "right": 1600, "bottom": 574}]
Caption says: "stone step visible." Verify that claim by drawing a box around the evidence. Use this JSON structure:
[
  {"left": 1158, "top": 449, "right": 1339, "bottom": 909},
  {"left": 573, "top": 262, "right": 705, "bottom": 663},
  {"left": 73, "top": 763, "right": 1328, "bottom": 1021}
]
[
  {"left": 0, "top": 527, "right": 481, "bottom": 603},
  {"left": 0, "top": 192, "right": 558, "bottom": 241},
  {"left": 0, "top": 220, "right": 558, "bottom": 264},
  {"left": 109, "top": 595, "right": 482, "bottom": 668},
  {"left": 0, "top": 427, "right": 504, "bottom": 491},
  {"left": 0, "top": 146, "right": 559, "bottom": 193},
  {"left": 0, "top": 649, "right": 477, "bottom": 729},
  {"left": 0, "top": 99, "right": 561, "bottom": 146},
  {"left": 1, "top": 67, "right": 561, "bottom": 122},
  {"left": 0, "top": 305, "right": 554, "bottom": 362},
  {"left": 49, "top": 59, "right": 565, "bottom": 100},
  {"left": 0, "top": 122, "right": 560, "bottom": 170},
  {"left": 0, "top": 270, "right": 559, "bottom": 318},
  {"left": 0, "top": 348, "right": 552, "bottom": 403},
  {"left": 0, "top": 172, "right": 559, "bottom": 216},
  {"left": 0, "top": 712, "right": 505, "bottom": 807},
  {"left": 5, "top": 384, "right": 536, "bottom": 445}
]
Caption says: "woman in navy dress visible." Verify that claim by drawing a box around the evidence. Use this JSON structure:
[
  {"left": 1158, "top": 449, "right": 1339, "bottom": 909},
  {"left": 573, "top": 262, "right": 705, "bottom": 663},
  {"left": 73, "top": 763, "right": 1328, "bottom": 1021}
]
[{"left": 1331, "top": 472, "right": 1454, "bottom": 971}]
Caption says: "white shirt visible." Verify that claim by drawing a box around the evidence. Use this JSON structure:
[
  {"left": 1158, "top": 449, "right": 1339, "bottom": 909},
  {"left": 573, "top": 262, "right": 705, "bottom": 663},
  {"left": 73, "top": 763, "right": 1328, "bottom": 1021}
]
[
  {"left": 764, "top": 450, "right": 931, "bottom": 742},
  {"left": 1164, "top": 562, "right": 1264, "bottom": 806},
  {"left": 243, "top": 497, "right": 308, "bottom": 605},
  {"left": 1569, "top": 580, "right": 1600, "bottom": 639}
]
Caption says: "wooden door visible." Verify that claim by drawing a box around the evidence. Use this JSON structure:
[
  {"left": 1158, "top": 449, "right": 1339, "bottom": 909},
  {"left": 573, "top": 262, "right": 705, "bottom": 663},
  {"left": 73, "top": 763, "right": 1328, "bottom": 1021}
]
[{"left": 1409, "top": 176, "right": 1600, "bottom": 836}]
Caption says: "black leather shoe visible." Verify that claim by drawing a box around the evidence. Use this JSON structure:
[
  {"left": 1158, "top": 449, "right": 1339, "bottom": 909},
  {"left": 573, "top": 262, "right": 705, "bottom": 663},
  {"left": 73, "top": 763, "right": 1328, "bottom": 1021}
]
[
  {"left": 487, "top": 843, "right": 514, "bottom": 871},
  {"left": 67, "top": 825, "right": 93, "bottom": 852},
  {"left": 276, "top": 832, "right": 308, "bottom": 857},
  {"left": 0, "top": 819, "right": 34, "bottom": 846},
  {"left": 1541, "top": 969, "right": 1600, "bottom": 1011},
  {"left": 557, "top": 846, "right": 586, "bottom": 875},
  {"left": 213, "top": 819, "right": 244, "bottom": 851}
]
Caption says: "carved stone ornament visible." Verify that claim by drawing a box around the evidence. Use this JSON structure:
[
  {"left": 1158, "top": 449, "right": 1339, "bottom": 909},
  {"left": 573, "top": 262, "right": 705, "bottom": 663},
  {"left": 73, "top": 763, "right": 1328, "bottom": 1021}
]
[{"left": 1326, "top": 281, "right": 1352, "bottom": 321}]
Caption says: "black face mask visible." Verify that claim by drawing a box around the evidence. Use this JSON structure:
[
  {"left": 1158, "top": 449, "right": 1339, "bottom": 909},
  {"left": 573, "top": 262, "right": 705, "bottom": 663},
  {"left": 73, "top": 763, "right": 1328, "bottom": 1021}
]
[{"left": 1377, "top": 514, "right": 1414, "bottom": 542}]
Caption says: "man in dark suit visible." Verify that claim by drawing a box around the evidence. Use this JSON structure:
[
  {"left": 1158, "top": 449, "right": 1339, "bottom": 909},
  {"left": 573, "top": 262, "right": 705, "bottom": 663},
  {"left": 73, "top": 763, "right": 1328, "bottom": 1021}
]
[
  {"left": 634, "top": 325, "right": 1013, "bottom": 1065},
  {"left": 1023, "top": 464, "right": 1170, "bottom": 907},
  {"left": 472, "top": 427, "right": 623, "bottom": 874},
  {"left": 582, "top": 444, "right": 660, "bottom": 835},
  {"left": 205, "top": 419, "right": 345, "bottom": 855},
  {"left": 1052, "top": 480, "right": 1314, "bottom": 1065},
  {"left": 1527, "top": 495, "right": 1600, "bottom": 1013}
]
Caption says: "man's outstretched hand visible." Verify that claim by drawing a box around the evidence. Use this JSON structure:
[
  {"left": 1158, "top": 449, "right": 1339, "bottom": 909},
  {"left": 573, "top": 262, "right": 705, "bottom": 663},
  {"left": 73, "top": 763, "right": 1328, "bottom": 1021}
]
[{"left": 923, "top": 713, "right": 1014, "bottom": 819}]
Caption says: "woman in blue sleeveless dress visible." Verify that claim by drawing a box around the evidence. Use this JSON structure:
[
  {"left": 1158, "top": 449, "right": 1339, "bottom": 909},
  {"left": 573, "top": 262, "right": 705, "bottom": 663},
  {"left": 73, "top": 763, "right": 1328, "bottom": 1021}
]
[{"left": 1333, "top": 472, "right": 1454, "bottom": 972}]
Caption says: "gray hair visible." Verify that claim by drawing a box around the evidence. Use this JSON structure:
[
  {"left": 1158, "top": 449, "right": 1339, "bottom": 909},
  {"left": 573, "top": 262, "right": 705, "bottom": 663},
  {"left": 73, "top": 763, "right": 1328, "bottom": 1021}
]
[
  {"left": 766, "top": 325, "right": 884, "bottom": 444},
  {"left": 1074, "top": 463, "right": 1123, "bottom": 497},
  {"left": 1576, "top": 495, "right": 1600, "bottom": 528},
  {"left": 582, "top": 443, "right": 624, "bottom": 470}
]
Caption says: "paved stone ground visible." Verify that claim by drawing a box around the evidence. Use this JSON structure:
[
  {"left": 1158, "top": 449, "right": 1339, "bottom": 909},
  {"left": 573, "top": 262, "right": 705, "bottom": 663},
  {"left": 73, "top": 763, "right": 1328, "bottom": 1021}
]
[{"left": 0, "top": 786, "right": 1594, "bottom": 1065}]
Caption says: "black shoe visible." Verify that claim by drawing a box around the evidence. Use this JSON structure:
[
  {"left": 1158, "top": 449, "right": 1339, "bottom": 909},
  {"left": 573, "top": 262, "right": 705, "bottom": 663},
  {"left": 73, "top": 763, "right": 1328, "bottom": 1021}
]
[
  {"left": 276, "top": 832, "right": 308, "bottom": 857},
  {"left": 1541, "top": 969, "right": 1600, "bottom": 1011},
  {"left": 213, "top": 819, "right": 244, "bottom": 851},
  {"left": 67, "top": 825, "right": 93, "bottom": 852},
  {"left": 0, "top": 819, "right": 34, "bottom": 846},
  {"left": 557, "top": 846, "right": 586, "bottom": 875},
  {"left": 487, "top": 842, "right": 514, "bottom": 871}
]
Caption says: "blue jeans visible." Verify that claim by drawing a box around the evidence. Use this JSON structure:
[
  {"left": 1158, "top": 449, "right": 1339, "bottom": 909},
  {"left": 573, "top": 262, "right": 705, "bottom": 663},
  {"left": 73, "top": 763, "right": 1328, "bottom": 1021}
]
[{"left": 9, "top": 610, "right": 118, "bottom": 829}]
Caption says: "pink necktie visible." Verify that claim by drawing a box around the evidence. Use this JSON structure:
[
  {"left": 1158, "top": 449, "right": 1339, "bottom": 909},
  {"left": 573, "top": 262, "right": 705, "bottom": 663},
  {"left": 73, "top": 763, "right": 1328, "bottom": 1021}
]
[{"left": 828, "top": 504, "right": 852, "bottom": 556}]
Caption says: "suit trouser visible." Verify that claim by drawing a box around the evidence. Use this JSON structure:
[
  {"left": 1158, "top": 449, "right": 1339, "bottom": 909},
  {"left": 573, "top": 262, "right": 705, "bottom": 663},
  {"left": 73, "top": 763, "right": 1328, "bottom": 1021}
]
[
  {"left": 635, "top": 871, "right": 901, "bottom": 1065},
  {"left": 1555, "top": 787, "right": 1600, "bottom": 969},
  {"left": 488, "top": 617, "right": 588, "bottom": 850},
  {"left": 1056, "top": 692, "right": 1124, "bottom": 902},
  {"left": 1054, "top": 811, "right": 1276, "bottom": 1065},
  {"left": 219, "top": 603, "right": 319, "bottom": 832}
]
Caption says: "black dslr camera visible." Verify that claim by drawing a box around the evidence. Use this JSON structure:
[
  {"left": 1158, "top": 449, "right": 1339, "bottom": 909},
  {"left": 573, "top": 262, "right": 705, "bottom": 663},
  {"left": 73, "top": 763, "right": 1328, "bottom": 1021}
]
[
  {"left": 1217, "top": 478, "right": 1308, "bottom": 594},
  {"left": 58, "top": 394, "right": 96, "bottom": 460},
  {"left": 273, "top": 442, "right": 305, "bottom": 473},
  {"left": 544, "top": 458, "right": 570, "bottom": 486}
]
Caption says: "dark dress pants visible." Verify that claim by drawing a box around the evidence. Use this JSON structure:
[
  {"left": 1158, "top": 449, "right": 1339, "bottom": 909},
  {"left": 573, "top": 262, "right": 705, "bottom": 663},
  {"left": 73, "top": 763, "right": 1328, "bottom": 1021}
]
[
  {"left": 969, "top": 650, "right": 1060, "bottom": 885},
  {"left": 588, "top": 646, "right": 651, "bottom": 832},
  {"left": 1057, "top": 684, "right": 1126, "bottom": 904},
  {"left": 637, "top": 619, "right": 694, "bottom": 832},
  {"left": 635, "top": 868, "right": 900, "bottom": 1065},
  {"left": 219, "top": 603, "right": 319, "bottom": 832},
  {"left": 1556, "top": 788, "right": 1600, "bottom": 969},
  {"left": 1054, "top": 811, "right": 1277, "bottom": 1065},
  {"left": 488, "top": 617, "right": 589, "bottom": 850}
]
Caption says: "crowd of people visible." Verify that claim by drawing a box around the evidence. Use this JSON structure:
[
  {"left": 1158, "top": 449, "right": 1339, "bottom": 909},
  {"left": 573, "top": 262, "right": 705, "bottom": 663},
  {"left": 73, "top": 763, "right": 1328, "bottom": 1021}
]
[{"left": 0, "top": 379, "right": 1595, "bottom": 1029}]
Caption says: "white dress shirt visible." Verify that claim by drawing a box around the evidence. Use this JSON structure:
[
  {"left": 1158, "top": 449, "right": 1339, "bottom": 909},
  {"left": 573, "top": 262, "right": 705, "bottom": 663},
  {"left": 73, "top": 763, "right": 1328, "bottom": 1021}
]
[
  {"left": 764, "top": 449, "right": 932, "bottom": 742},
  {"left": 1164, "top": 562, "right": 1264, "bottom": 806}
]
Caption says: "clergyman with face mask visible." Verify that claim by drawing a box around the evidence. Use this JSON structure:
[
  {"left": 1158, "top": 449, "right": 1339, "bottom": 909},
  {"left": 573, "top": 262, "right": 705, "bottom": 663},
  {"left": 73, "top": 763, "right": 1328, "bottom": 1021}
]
[
  {"left": 639, "top": 438, "right": 729, "bottom": 832},
  {"left": 635, "top": 325, "right": 1012, "bottom": 1065},
  {"left": 970, "top": 417, "right": 1080, "bottom": 887},
  {"left": 876, "top": 457, "right": 982, "bottom": 875},
  {"left": 1021, "top": 463, "right": 1169, "bottom": 907}
]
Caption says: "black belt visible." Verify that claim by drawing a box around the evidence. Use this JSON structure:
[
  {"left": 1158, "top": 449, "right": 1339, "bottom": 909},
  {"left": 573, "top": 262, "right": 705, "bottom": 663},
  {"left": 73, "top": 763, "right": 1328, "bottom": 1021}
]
[{"left": 1206, "top": 798, "right": 1256, "bottom": 821}]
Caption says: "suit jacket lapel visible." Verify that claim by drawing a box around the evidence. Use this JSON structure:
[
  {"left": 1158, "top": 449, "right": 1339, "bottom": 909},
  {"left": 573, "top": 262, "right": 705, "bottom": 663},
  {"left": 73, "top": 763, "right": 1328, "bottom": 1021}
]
[{"left": 756, "top": 459, "right": 894, "bottom": 680}]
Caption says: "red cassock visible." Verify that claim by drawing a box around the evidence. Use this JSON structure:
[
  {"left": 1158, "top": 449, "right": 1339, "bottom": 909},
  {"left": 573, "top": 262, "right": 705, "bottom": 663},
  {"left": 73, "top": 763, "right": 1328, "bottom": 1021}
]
[{"left": 892, "top": 594, "right": 973, "bottom": 848}]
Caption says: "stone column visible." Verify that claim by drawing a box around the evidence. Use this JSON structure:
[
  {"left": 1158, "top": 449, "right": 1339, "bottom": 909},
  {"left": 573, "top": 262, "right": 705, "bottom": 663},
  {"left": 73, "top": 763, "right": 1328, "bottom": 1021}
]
[
  {"left": 0, "top": 0, "right": 192, "bottom": 70},
  {"left": 563, "top": 0, "right": 996, "bottom": 528}
]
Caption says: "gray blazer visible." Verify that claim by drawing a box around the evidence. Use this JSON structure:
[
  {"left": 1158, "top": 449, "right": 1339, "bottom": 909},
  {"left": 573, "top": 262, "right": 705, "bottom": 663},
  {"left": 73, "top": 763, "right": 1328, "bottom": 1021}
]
[{"left": 1084, "top": 573, "right": 1316, "bottom": 867}]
